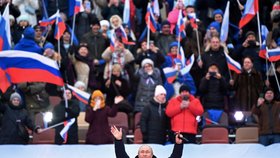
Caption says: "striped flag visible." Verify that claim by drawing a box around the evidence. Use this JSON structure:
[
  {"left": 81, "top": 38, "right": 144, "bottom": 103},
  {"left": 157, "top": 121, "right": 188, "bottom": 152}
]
[
  {"left": 224, "top": 53, "right": 241, "bottom": 74},
  {"left": 110, "top": 30, "right": 116, "bottom": 51},
  {"left": 176, "top": 10, "right": 186, "bottom": 41},
  {"left": 67, "top": 84, "right": 90, "bottom": 104},
  {"left": 54, "top": 11, "right": 66, "bottom": 40},
  {"left": 239, "top": 0, "right": 259, "bottom": 28},
  {"left": 74, "top": 0, "right": 84, "bottom": 15},
  {"left": 145, "top": 3, "right": 157, "bottom": 33},
  {"left": 180, "top": 54, "right": 195, "bottom": 75},
  {"left": 163, "top": 67, "right": 178, "bottom": 84},
  {"left": 259, "top": 25, "right": 269, "bottom": 59},
  {"left": 152, "top": 0, "right": 160, "bottom": 16},
  {"left": 220, "top": 1, "right": 230, "bottom": 43},
  {"left": 187, "top": 13, "right": 198, "bottom": 29},
  {"left": 267, "top": 48, "right": 280, "bottom": 62},
  {"left": 60, "top": 118, "right": 75, "bottom": 143}
]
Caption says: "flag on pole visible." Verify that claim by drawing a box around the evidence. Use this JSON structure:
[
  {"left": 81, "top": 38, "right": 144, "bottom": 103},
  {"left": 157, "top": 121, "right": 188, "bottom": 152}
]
[
  {"left": 40, "top": 11, "right": 60, "bottom": 27},
  {"left": 74, "top": 0, "right": 84, "bottom": 15},
  {"left": 60, "top": 118, "right": 75, "bottom": 143},
  {"left": 239, "top": 0, "right": 259, "bottom": 28},
  {"left": 180, "top": 54, "right": 195, "bottom": 75},
  {"left": 220, "top": 1, "right": 230, "bottom": 43},
  {"left": 163, "top": 67, "right": 178, "bottom": 84},
  {"left": 176, "top": 10, "right": 186, "bottom": 41},
  {"left": 67, "top": 84, "right": 90, "bottom": 104},
  {"left": 0, "top": 3, "right": 11, "bottom": 51},
  {"left": 225, "top": 52, "right": 242, "bottom": 74},
  {"left": 259, "top": 25, "right": 269, "bottom": 59},
  {"left": 152, "top": 0, "right": 160, "bottom": 16},
  {"left": 54, "top": 11, "right": 66, "bottom": 40},
  {"left": 123, "top": 0, "right": 130, "bottom": 27},
  {"left": 145, "top": 3, "right": 157, "bottom": 33},
  {"left": 267, "top": 48, "right": 280, "bottom": 62},
  {"left": 0, "top": 50, "right": 64, "bottom": 93},
  {"left": 187, "top": 13, "right": 198, "bottom": 29},
  {"left": 110, "top": 30, "right": 116, "bottom": 51}
]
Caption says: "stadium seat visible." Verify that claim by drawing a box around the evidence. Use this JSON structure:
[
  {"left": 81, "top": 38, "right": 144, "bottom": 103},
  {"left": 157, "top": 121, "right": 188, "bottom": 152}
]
[
  {"left": 203, "top": 111, "right": 229, "bottom": 126},
  {"left": 134, "top": 112, "right": 142, "bottom": 130},
  {"left": 108, "top": 112, "right": 129, "bottom": 133},
  {"left": 201, "top": 126, "right": 229, "bottom": 144},
  {"left": 133, "top": 128, "right": 143, "bottom": 144},
  {"left": 235, "top": 127, "right": 259, "bottom": 144},
  {"left": 77, "top": 112, "right": 89, "bottom": 143},
  {"left": 33, "top": 113, "right": 55, "bottom": 144}
]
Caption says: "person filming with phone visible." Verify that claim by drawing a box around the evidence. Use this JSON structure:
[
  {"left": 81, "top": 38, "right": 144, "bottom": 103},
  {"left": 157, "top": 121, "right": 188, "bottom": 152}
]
[{"left": 166, "top": 85, "right": 204, "bottom": 144}]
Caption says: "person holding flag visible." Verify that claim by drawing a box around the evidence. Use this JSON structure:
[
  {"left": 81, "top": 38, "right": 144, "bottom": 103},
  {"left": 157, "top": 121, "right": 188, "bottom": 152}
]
[{"left": 50, "top": 89, "right": 80, "bottom": 144}]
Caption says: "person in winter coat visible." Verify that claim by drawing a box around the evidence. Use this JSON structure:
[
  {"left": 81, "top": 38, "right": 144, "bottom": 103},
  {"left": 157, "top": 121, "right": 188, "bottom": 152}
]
[
  {"left": 252, "top": 88, "right": 280, "bottom": 146},
  {"left": 199, "top": 63, "right": 227, "bottom": 110},
  {"left": 265, "top": 61, "right": 280, "bottom": 100},
  {"left": 140, "top": 85, "right": 169, "bottom": 145},
  {"left": 111, "top": 125, "right": 183, "bottom": 158},
  {"left": 0, "top": 92, "right": 42, "bottom": 144},
  {"left": 85, "top": 90, "right": 123, "bottom": 144},
  {"left": 230, "top": 56, "right": 264, "bottom": 111},
  {"left": 134, "top": 59, "right": 162, "bottom": 112},
  {"left": 14, "top": 27, "right": 43, "bottom": 54},
  {"left": 166, "top": 85, "right": 204, "bottom": 144},
  {"left": 101, "top": 0, "right": 124, "bottom": 20},
  {"left": 51, "top": 89, "right": 80, "bottom": 144},
  {"left": 12, "top": 0, "right": 39, "bottom": 26},
  {"left": 13, "top": 14, "right": 30, "bottom": 44}
]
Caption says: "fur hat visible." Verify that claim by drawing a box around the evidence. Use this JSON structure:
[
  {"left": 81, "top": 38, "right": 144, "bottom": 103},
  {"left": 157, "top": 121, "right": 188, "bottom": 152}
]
[
  {"left": 74, "top": 81, "right": 86, "bottom": 89},
  {"left": 10, "top": 92, "right": 22, "bottom": 102},
  {"left": 179, "top": 84, "right": 190, "bottom": 93},
  {"left": 100, "top": 20, "right": 110, "bottom": 27},
  {"left": 154, "top": 85, "right": 167, "bottom": 97},
  {"left": 89, "top": 90, "right": 105, "bottom": 109},
  {"left": 141, "top": 58, "right": 154, "bottom": 68}
]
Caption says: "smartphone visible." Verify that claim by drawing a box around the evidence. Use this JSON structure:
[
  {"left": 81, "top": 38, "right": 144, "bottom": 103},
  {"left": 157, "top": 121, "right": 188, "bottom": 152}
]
[
  {"left": 209, "top": 72, "right": 216, "bottom": 77},
  {"left": 182, "top": 95, "right": 189, "bottom": 101},
  {"left": 85, "top": 1, "right": 91, "bottom": 10}
]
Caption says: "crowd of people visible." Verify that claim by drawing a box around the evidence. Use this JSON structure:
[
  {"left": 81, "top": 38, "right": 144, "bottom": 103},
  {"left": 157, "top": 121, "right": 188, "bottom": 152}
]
[{"left": 0, "top": 0, "right": 280, "bottom": 149}]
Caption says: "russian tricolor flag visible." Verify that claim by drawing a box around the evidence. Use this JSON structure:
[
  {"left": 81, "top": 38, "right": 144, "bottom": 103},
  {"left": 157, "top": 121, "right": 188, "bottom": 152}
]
[
  {"left": 0, "top": 50, "right": 64, "bottom": 93},
  {"left": 67, "top": 84, "right": 90, "bottom": 104},
  {"left": 187, "top": 13, "right": 198, "bottom": 29},
  {"left": 39, "top": 11, "right": 59, "bottom": 27},
  {"left": 259, "top": 25, "right": 269, "bottom": 59},
  {"left": 267, "top": 48, "right": 280, "bottom": 62},
  {"left": 180, "top": 54, "right": 195, "bottom": 75},
  {"left": 110, "top": 30, "right": 116, "bottom": 51},
  {"left": 0, "top": 3, "right": 11, "bottom": 51},
  {"left": 225, "top": 53, "right": 241, "bottom": 74},
  {"left": 239, "top": 0, "right": 259, "bottom": 29},
  {"left": 145, "top": 3, "right": 157, "bottom": 33},
  {"left": 163, "top": 67, "right": 178, "bottom": 84},
  {"left": 74, "top": 0, "right": 84, "bottom": 15},
  {"left": 176, "top": 10, "right": 186, "bottom": 41},
  {"left": 60, "top": 118, "right": 75, "bottom": 143},
  {"left": 54, "top": 12, "right": 66, "bottom": 40}
]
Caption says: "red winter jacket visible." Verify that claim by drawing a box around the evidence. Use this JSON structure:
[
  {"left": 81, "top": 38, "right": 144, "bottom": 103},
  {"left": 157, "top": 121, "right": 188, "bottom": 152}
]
[{"left": 166, "top": 95, "right": 204, "bottom": 134}]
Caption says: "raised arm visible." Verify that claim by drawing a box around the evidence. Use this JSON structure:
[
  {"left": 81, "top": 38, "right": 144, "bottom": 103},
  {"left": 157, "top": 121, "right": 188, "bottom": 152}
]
[
  {"left": 111, "top": 125, "right": 130, "bottom": 158},
  {"left": 169, "top": 133, "right": 184, "bottom": 158}
]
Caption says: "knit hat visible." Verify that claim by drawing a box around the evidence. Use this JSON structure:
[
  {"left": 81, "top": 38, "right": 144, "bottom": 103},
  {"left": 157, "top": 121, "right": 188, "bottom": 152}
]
[
  {"left": 9, "top": 15, "right": 15, "bottom": 22},
  {"left": 23, "top": 27, "right": 35, "bottom": 40},
  {"left": 74, "top": 81, "right": 86, "bottom": 89},
  {"left": 91, "top": 18, "right": 100, "bottom": 26},
  {"left": 154, "top": 85, "right": 167, "bottom": 97},
  {"left": 44, "top": 42, "right": 55, "bottom": 50},
  {"left": 179, "top": 84, "right": 190, "bottom": 93},
  {"left": 208, "top": 21, "right": 221, "bottom": 32},
  {"left": 245, "top": 31, "right": 256, "bottom": 38},
  {"left": 89, "top": 90, "right": 105, "bottom": 109},
  {"left": 100, "top": 20, "right": 110, "bottom": 27},
  {"left": 161, "top": 20, "right": 171, "bottom": 27},
  {"left": 17, "top": 14, "right": 29, "bottom": 23},
  {"left": 169, "top": 41, "right": 178, "bottom": 50},
  {"left": 141, "top": 58, "right": 154, "bottom": 68},
  {"left": 10, "top": 92, "right": 22, "bottom": 102},
  {"left": 213, "top": 9, "right": 224, "bottom": 17}
]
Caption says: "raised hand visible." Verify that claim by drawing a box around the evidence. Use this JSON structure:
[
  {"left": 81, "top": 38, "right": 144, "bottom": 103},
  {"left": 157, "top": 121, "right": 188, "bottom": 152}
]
[
  {"left": 175, "top": 132, "right": 183, "bottom": 144},
  {"left": 111, "top": 125, "right": 122, "bottom": 140}
]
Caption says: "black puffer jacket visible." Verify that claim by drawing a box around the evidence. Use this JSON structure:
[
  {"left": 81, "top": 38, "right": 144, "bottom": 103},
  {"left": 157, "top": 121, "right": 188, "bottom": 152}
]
[
  {"left": 140, "top": 99, "right": 168, "bottom": 144},
  {"left": 199, "top": 76, "right": 227, "bottom": 110},
  {"left": 0, "top": 103, "right": 37, "bottom": 144}
]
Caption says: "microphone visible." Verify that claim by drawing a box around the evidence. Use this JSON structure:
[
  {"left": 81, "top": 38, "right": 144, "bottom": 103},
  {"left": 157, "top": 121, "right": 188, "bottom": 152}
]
[{"left": 178, "top": 135, "right": 189, "bottom": 142}]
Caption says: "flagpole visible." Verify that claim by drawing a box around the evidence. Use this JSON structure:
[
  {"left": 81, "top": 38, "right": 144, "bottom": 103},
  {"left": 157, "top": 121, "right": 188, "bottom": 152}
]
[
  {"left": 147, "top": 3, "right": 151, "bottom": 50},
  {"left": 195, "top": 29, "right": 201, "bottom": 60},
  {"left": 70, "top": 14, "right": 76, "bottom": 46},
  {"left": 40, "top": 121, "right": 65, "bottom": 133}
]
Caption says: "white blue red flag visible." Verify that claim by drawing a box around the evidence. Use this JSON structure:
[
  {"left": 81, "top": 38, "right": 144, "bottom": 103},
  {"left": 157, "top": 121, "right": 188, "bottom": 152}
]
[
  {"left": 259, "top": 25, "right": 269, "bottom": 59},
  {"left": 239, "top": 0, "right": 259, "bottom": 28},
  {"left": 60, "top": 118, "right": 75, "bottom": 143},
  {"left": 40, "top": 11, "right": 60, "bottom": 27},
  {"left": 225, "top": 52, "right": 242, "bottom": 74},
  {"left": 163, "top": 67, "right": 178, "bottom": 84},
  {"left": 220, "top": 1, "right": 230, "bottom": 43},
  {"left": 152, "top": 0, "right": 160, "bottom": 16},
  {"left": 110, "top": 30, "right": 116, "bottom": 51},
  {"left": 180, "top": 54, "right": 195, "bottom": 75},
  {"left": 0, "top": 3, "right": 11, "bottom": 50},
  {"left": 145, "top": 3, "right": 157, "bottom": 33},
  {"left": 267, "top": 48, "right": 280, "bottom": 62},
  {"left": 187, "top": 13, "right": 198, "bottom": 29},
  {"left": 54, "top": 11, "right": 66, "bottom": 40},
  {"left": 74, "top": 0, "right": 84, "bottom": 15},
  {"left": 67, "top": 84, "right": 90, "bottom": 104},
  {"left": 176, "top": 10, "right": 186, "bottom": 41},
  {"left": 0, "top": 50, "right": 64, "bottom": 93}
]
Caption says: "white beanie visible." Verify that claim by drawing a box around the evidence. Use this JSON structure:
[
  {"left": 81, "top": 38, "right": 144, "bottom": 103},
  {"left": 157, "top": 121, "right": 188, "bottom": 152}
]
[
  {"left": 141, "top": 58, "right": 154, "bottom": 68},
  {"left": 154, "top": 85, "right": 167, "bottom": 97},
  {"left": 10, "top": 92, "right": 22, "bottom": 102},
  {"left": 100, "top": 20, "right": 110, "bottom": 27},
  {"left": 74, "top": 81, "right": 86, "bottom": 89},
  {"left": 17, "top": 14, "right": 29, "bottom": 24}
]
